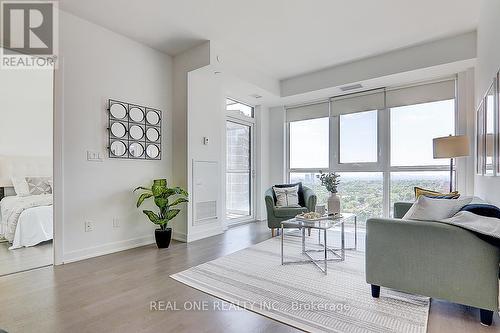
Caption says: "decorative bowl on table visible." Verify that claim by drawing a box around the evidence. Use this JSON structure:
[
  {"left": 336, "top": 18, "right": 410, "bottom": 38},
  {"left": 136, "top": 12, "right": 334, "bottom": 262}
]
[{"left": 295, "top": 212, "right": 330, "bottom": 222}]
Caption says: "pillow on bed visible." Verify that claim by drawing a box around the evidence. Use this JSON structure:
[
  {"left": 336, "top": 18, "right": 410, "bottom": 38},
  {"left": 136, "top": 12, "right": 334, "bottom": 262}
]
[
  {"left": 25, "top": 177, "right": 52, "bottom": 195},
  {"left": 11, "top": 176, "right": 30, "bottom": 196},
  {"left": 403, "top": 195, "right": 473, "bottom": 221}
]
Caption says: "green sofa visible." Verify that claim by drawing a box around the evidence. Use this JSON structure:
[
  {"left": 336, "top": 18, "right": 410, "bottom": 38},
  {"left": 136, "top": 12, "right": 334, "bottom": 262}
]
[
  {"left": 265, "top": 184, "right": 317, "bottom": 237},
  {"left": 366, "top": 202, "right": 500, "bottom": 326}
]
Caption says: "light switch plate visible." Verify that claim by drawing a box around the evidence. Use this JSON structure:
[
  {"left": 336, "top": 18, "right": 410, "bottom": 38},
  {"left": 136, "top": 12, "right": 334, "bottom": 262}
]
[{"left": 87, "top": 150, "right": 103, "bottom": 162}]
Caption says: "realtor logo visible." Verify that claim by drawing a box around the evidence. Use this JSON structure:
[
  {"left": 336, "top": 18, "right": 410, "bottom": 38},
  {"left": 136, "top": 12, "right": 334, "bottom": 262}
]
[{"left": 1, "top": 1, "right": 58, "bottom": 69}]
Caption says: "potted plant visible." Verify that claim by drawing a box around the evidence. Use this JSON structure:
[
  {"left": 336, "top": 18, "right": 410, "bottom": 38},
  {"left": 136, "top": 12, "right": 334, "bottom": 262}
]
[
  {"left": 319, "top": 172, "right": 341, "bottom": 216},
  {"left": 134, "top": 179, "right": 188, "bottom": 248}
]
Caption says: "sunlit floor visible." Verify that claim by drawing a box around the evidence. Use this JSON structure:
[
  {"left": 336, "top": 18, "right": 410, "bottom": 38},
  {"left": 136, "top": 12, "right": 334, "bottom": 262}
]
[
  {"left": 226, "top": 212, "right": 251, "bottom": 220},
  {"left": 0, "top": 240, "right": 52, "bottom": 276}
]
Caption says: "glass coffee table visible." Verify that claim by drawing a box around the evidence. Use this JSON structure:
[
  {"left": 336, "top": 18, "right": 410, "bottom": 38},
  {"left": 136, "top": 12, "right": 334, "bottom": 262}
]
[{"left": 280, "top": 214, "right": 356, "bottom": 275}]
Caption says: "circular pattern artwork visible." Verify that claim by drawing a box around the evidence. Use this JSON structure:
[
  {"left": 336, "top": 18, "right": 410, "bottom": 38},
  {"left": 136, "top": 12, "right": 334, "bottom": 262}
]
[
  {"left": 129, "top": 142, "right": 144, "bottom": 158},
  {"left": 129, "top": 125, "right": 144, "bottom": 140},
  {"left": 129, "top": 107, "right": 144, "bottom": 122},
  {"left": 146, "top": 144, "right": 160, "bottom": 159},
  {"left": 110, "top": 141, "right": 127, "bottom": 157},
  {"left": 146, "top": 110, "right": 160, "bottom": 125},
  {"left": 146, "top": 127, "right": 160, "bottom": 142},
  {"left": 108, "top": 100, "right": 162, "bottom": 160},
  {"left": 110, "top": 103, "right": 127, "bottom": 119},
  {"left": 110, "top": 122, "right": 127, "bottom": 138}
]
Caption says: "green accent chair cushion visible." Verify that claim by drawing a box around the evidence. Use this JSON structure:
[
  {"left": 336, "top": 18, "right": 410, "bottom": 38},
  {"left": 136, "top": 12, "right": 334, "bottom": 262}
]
[{"left": 265, "top": 184, "right": 317, "bottom": 229}]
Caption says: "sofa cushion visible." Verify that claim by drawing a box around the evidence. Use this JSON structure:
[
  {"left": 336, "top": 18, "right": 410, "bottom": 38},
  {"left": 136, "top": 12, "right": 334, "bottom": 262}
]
[
  {"left": 274, "top": 206, "right": 308, "bottom": 218},
  {"left": 273, "top": 182, "right": 305, "bottom": 206},
  {"left": 403, "top": 195, "right": 473, "bottom": 221},
  {"left": 460, "top": 204, "right": 500, "bottom": 219},
  {"left": 414, "top": 186, "right": 459, "bottom": 199}
]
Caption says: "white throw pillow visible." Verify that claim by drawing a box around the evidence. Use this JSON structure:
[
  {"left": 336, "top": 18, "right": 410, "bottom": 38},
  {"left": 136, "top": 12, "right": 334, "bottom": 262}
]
[
  {"left": 403, "top": 195, "right": 473, "bottom": 221},
  {"left": 273, "top": 185, "right": 300, "bottom": 207},
  {"left": 11, "top": 176, "right": 30, "bottom": 196}
]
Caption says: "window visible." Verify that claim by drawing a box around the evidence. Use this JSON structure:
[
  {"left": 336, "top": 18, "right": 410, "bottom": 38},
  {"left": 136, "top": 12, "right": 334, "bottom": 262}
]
[
  {"left": 289, "top": 117, "right": 329, "bottom": 169},
  {"left": 289, "top": 172, "right": 328, "bottom": 205},
  {"left": 286, "top": 80, "right": 458, "bottom": 227},
  {"left": 485, "top": 83, "right": 496, "bottom": 175},
  {"left": 226, "top": 120, "right": 253, "bottom": 222},
  {"left": 226, "top": 98, "right": 254, "bottom": 118},
  {"left": 391, "top": 99, "right": 455, "bottom": 166},
  {"left": 340, "top": 110, "right": 377, "bottom": 163},
  {"left": 390, "top": 171, "right": 451, "bottom": 214},
  {"left": 338, "top": 172, "right": 383, "bottom": 224}
]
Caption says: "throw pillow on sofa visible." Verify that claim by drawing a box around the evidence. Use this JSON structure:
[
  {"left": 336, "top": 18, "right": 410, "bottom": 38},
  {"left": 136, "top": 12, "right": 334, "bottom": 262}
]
[
  {"left": 460, "top": 204, "right": 500, "bottom": 219},
  {"left": 414, "top": 186, "right": 460, "bottom": 199},
  {"left": 273, "top": 185, "right": 300, "bottom": 207},
  {"left": 403, "top": 195, "right": 473, "bottom": 221}
]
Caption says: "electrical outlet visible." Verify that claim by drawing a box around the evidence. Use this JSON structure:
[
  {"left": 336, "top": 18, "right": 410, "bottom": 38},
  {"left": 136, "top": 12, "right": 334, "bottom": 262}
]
[
  {"left": 84, "top": 221, "right": 94, "bottom": 232},
  {"left": 112, "top": 217, "right": 120, "bottom": 228}
]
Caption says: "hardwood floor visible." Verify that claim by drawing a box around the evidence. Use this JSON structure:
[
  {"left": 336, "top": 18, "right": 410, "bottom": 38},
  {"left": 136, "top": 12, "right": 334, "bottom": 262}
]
[
  {"left": 0, "top": 222, "right": 498, "bottom": 333},
  {"left": 0, "top": 240, "right": 52, "bottom": 276}
]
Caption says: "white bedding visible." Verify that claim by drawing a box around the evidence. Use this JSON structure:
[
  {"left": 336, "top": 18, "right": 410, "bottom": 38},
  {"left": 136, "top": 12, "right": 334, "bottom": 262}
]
[{"left": 0, "top": 194, "right": 53, "bottom": 249}]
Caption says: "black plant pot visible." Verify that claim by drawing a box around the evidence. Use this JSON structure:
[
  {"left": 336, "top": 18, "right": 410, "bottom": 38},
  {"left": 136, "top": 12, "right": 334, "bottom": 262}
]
[{"left": 155, "top": 228, "right": 172, "bottom": 248}]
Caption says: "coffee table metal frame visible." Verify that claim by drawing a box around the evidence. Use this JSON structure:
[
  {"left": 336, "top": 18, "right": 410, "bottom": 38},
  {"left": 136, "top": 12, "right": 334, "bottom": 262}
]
[{"left": 280, "top": 218, "right": 342, "bottom": 275}]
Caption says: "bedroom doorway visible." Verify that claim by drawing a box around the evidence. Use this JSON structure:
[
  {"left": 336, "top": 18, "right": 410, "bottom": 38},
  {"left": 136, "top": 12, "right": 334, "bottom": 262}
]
[{"left": 0, "top": 49, "right": 54, "bottom": 276}]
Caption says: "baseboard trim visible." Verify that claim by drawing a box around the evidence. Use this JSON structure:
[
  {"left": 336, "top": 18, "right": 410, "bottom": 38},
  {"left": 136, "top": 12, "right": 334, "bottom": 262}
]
[
  {"left": 62, "top": 235, "right": 155, "bottom": 264},
  {"left": 172, "top": 230, "right": 187, "bottom": 242},
  {"left": 187, "top": 225, "right": 224, "bottom": 242}
]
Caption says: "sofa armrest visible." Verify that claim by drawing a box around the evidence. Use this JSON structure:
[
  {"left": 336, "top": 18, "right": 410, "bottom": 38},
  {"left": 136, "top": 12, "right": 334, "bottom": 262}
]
[
  {"left": 303, "top": 187, "right": 317, "bottom": 212},
  {"left": 393, "top": 202, "right": 413, "bottom": 218},
  {"left": 366, "top": 217, "right": 500, "bottom": 311}
]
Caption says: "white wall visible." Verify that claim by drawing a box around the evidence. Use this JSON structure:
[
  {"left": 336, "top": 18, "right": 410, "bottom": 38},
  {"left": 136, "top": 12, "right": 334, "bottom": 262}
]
[
  {"left": 171, "top": 42, "right": 210, "bottom": 241},
  {"left": 269, "top": 106, "right": 286, "bottom": 185},
  {"left": 186, "top": 68, "right": 224, "bottom": 241},
  {"left": 474, "top": 0, "right": 500, "bottom": 205},
  {"left": 255, "top": 105, "right": 271, "bottom": 220},
  {"left": 56, "top": 12, "right": 173, "bottom": 263},
  {"left": 0, "top": 67, "right": 53, "bottom": 157}
]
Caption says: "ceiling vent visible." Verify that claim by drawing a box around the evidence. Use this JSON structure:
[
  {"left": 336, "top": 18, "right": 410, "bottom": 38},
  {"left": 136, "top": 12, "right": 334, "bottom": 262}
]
[{"left": 340, "top": 83, "right": 363, "bottom": 92}]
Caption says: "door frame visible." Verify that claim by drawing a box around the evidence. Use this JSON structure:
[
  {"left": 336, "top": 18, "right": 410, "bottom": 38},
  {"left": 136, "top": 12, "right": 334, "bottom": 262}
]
[{"left": 225, "top": 109, "right": 256, "bottom": 226}]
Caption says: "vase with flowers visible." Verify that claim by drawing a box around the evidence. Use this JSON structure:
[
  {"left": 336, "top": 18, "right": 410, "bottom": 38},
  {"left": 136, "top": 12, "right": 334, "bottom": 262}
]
[{"left": 319, "top": 172, "right": 341, "bottom": 216}]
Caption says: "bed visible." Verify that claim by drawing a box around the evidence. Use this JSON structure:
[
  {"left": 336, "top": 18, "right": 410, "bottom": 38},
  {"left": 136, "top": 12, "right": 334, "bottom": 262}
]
[
  {"left": 0, "top": 193, "right": 53, "bottom": 249},
  {"left": 0, "top": 155, "right": 53, "bottom": 250}
]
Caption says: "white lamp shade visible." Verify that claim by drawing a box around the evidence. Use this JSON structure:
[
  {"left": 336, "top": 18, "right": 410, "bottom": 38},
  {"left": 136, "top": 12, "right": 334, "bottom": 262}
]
[{"left": 433, "top": 135, "right": 470, "bottom": 158}]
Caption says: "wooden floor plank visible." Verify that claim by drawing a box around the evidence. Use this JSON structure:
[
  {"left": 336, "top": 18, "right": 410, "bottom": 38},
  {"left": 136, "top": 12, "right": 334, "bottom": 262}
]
[{"left": 0, "top": 222, "right": 497, "bottom": 332}]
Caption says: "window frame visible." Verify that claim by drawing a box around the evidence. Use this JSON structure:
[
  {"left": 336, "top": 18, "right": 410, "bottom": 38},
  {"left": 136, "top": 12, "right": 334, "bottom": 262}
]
[
  {"left": 286, "top": 85, "right": 457, "bottom": 219},
  {"left": 225, "top": 98, "right": 256, "bottom": 225},
  {"left": 226, "top": 97, "right": 255, "bottom": 121}
]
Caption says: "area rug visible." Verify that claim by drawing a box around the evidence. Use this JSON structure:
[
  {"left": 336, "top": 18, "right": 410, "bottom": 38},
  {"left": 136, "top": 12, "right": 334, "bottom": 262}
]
[{"left": 171, "top": 235, "right": 429, "bottom": 333}]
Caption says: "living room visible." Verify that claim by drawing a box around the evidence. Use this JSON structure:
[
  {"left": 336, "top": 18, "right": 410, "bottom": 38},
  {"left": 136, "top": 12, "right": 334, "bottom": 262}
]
[{"left": 1, "top": 0, "right": 500, "bottom": 332}]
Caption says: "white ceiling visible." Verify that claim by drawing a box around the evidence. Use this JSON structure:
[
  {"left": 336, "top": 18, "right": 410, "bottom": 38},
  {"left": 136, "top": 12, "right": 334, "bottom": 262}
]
[{"left": 59, "top": 0, "right": 479, "bottom": 80}]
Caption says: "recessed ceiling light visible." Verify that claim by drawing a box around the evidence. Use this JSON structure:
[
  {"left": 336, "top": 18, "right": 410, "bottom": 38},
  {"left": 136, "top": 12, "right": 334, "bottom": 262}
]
[
  {"left": 214, "top": 71, "right": 222, "bottom": 75},
  {"left": 250, "top": 94, "right": 262, "bottom": 99}
]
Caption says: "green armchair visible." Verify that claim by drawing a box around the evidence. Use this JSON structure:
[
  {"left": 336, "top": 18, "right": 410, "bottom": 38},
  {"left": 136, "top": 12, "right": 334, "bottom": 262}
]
[{"left": 265, "top": 184, "right": 317, "bottom": 236}]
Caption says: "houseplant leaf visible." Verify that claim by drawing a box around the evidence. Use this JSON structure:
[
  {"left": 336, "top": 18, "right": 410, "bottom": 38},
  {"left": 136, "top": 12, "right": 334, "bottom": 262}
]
[
  {"left": 137, "top": 193, "right": 153, "bottom": 208},
  {"left": 134, "top": 186, "right": 152, "bottom": 193},
  {"left": 164, "top": 209, "right": 181, "bottom": 221},
  {"left": 142, "top": 210, "right": 161, "bottom": 225},
  {"left": 168, "top": 197, "right": 188, "bottom": 208}
]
